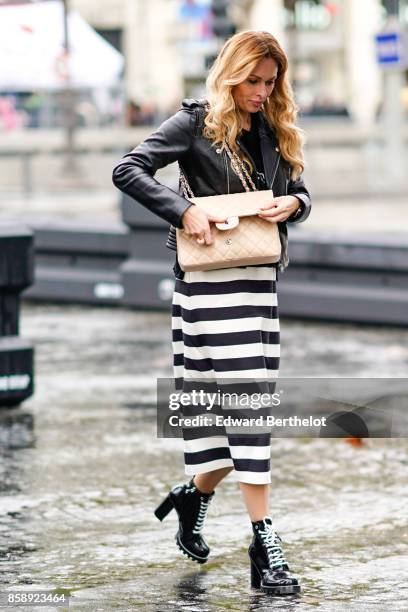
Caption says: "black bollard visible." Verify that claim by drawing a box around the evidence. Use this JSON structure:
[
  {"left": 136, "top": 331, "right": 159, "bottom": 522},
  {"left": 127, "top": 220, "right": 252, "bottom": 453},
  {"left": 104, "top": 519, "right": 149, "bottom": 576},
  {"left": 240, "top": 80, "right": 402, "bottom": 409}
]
[{"left": 0, "top": 226, "right": 34, "bottom": 408}]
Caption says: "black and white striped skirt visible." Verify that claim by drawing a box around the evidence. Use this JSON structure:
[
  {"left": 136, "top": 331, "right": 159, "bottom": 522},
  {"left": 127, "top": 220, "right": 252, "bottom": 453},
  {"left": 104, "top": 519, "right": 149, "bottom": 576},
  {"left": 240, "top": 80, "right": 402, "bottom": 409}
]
[{"left": 171, "top": 265, "right": 280, "bottom": 485}]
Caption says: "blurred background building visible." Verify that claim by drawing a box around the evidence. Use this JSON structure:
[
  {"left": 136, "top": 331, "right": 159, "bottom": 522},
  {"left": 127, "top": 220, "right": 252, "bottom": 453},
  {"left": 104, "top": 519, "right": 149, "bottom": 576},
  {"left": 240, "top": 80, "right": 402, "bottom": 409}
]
[
  {"left": 68, "top": 0, "right": 408, "bottom": 127},
  {"left": 0, "top": 0, "right": 407, "bottom": 205},
  {"left": 1, "top": 0, "right": 407, "bottom": 128}
]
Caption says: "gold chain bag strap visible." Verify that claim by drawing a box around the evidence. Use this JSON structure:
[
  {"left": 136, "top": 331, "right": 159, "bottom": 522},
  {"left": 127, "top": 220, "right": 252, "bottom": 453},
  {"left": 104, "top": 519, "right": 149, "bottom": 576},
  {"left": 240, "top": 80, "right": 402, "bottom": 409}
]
[{"left": 176, "top": 140, "right": 282, "bottom": 272}]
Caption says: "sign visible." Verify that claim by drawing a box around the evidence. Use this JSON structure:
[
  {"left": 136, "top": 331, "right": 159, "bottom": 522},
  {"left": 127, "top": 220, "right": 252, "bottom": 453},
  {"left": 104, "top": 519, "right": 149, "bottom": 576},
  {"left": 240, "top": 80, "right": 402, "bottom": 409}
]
[
  {"left": 375, "top": 20, "right": 407, "bottom": 69},
  {"left": 178, "top": 0, "right": 212, "bottom": 39},
  {"left": 283, "top": 1, "right": 336, "bottom": 31}
]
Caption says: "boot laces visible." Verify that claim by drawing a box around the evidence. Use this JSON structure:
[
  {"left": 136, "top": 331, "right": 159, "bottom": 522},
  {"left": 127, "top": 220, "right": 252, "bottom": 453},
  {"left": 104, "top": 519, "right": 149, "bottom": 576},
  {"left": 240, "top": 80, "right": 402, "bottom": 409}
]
[
  {"left": 192, "top": 496, "right": 211, "bottom": 534},
  {"left": 258, "top": 523, "right": 286, "bottom": 569}
]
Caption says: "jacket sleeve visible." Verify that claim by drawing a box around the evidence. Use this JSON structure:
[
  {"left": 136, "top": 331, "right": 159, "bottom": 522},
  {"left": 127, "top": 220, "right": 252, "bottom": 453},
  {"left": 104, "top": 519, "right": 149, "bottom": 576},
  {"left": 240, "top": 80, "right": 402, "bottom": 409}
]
[
  {"left": 286, "top": 174, "right": 312, "bottom": 224},
  {"left": 112, "top": 108, "right": 195, "bottom": 229}
]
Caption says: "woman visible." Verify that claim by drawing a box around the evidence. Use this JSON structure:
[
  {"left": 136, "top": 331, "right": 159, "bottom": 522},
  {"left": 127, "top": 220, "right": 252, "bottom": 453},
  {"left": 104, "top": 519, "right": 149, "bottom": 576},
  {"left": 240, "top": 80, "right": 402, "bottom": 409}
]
[{"left": 112, "top": 30, "right": 311, "bottom": 596}]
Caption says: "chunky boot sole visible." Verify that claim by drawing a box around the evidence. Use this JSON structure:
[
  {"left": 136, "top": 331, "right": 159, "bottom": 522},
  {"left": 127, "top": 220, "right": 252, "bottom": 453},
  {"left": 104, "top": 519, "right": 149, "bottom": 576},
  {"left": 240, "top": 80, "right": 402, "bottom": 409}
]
[
  {"left": 250, "top": 561, "right": 301, "bottom": 596},
  {"left": 176, "top": 533, "right": 208, "bottom": 564}
]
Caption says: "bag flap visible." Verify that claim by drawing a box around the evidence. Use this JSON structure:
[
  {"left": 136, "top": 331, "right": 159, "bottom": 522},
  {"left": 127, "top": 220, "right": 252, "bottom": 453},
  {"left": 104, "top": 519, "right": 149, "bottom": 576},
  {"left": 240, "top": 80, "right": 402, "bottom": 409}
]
[{"left": 188, "top": 190, "right": 274, "bottom": 218}]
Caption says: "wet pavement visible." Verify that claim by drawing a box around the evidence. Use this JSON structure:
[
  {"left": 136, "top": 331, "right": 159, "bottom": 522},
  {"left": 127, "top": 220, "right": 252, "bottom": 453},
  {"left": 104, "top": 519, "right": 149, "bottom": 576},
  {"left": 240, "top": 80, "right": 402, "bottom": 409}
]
[{"left": 0, "top": 302, "right": 407, "bottom": 611}]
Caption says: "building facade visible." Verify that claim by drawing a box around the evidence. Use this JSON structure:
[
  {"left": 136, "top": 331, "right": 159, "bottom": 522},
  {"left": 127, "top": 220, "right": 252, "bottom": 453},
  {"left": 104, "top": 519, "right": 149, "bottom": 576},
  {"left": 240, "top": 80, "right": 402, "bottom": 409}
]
[{"left": 72, "top": 0, "right": 407, "bottom": 126}]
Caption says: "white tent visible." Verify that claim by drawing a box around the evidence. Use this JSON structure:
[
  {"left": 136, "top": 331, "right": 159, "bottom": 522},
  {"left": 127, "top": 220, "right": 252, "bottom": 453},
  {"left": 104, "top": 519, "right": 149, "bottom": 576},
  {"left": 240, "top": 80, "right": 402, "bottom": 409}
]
[{"left": 0, "top": 0, "right": 124, "bottom": 90}]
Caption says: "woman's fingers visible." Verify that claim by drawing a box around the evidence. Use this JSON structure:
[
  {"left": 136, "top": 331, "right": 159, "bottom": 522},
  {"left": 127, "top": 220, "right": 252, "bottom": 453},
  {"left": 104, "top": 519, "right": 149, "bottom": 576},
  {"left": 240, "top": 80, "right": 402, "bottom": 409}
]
[
  {"left": 203, "top": 226, "right": 213, "bottom": 245},
  {"left": 258, "top": 200, "right": 278, "bottom": 211},
  {"left": 208, "top": 214, "right": 227, "bottom": 222},
  {"left": 184, "top": 209, "right": 226, "bottom": 241},
  {"left": 194, "top": 223, "right": 213, "bottom": 246},
  {"left": 258, "top": 208, "right": 289, "bottom": 223},
  {"left": 258, "top": 197, "right": 299, "bottom": 222},
  {"left": 196, "top": 230, "right": 212, "bottom": 245},
  {"left": 258, "top": 198, "right": 286, "bottom": 220},
  {"left": 258, "top": 208, "right": 280, "bottom": 219},
  {"left": 192, "top": 213, "right": 225, "bottom": 246},
  {"left": 258, "top": 213, "right": 286, "bottom": 223}
]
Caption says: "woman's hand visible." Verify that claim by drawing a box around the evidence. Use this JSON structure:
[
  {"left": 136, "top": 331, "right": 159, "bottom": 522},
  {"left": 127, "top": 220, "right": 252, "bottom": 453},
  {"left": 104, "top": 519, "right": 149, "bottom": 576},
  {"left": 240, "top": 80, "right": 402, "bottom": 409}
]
[
  {"left": 257, "top": 196, "right": 300, "bottom": 223},
  {"left": 181, "top": 205, "right": 227, "bottom": 245}
]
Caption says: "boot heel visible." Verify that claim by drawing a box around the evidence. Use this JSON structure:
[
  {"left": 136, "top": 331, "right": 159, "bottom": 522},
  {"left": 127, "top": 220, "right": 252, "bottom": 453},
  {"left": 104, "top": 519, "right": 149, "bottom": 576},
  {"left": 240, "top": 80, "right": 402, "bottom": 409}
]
[
  {"left": 154, "top": 494, "right": 174, "bottom": 521},
  {"left": 250, "top": 561, "right": 261, "bottom": 589}
]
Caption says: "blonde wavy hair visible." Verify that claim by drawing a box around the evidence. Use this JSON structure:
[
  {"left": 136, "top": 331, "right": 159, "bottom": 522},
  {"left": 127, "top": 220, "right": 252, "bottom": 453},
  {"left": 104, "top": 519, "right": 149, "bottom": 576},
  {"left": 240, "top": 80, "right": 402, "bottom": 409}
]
[{"left": 203, "top": 30, "right": 305, "bottom": 180}]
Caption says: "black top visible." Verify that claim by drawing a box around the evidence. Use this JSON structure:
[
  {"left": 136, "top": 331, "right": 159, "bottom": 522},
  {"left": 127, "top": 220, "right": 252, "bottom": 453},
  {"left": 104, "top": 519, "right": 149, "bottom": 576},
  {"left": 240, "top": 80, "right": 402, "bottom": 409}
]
[
  {"left": 172, "top": 110, "right": 280, "bottom": 281},
  {"left": 239, "top": 113, "right": 267, "bottom": 189}
]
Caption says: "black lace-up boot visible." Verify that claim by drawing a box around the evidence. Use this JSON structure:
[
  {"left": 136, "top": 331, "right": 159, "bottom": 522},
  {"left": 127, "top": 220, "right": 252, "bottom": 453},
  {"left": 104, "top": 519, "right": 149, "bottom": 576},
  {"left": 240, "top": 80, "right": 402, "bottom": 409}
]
[
  {"left": 154, "top": 478, "right": 214, "bottom": 564},
  {"left": 249, "top": 516, "right": 301, "bottom": 595}
]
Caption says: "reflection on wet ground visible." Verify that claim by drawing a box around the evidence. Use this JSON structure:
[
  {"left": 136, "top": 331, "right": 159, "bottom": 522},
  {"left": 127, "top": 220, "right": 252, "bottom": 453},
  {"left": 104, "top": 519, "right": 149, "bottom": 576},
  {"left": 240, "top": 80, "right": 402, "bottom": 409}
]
[{"left": 0, "top": 303, "right": 407, "bottom": 611}]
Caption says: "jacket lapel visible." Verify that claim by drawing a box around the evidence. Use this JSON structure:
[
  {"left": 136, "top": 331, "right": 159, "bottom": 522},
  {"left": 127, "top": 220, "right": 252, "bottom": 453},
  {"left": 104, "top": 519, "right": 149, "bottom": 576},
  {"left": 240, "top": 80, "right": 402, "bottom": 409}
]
[{"left": 258, "top": 113, "right": 281, "bottom": 190}]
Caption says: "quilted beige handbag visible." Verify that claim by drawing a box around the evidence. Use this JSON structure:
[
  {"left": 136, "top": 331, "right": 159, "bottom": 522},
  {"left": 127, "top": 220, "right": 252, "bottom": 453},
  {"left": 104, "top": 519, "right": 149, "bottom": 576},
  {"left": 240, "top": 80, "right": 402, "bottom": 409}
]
[{"left": 176, "top": 143, "right": 282, "bottom": 272}]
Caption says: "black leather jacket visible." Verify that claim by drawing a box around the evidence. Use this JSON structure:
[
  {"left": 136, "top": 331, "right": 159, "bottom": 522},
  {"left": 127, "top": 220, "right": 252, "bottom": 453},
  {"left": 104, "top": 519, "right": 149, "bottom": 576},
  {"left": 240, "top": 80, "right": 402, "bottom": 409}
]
[{"left": 112, "top": 98, "right": 312, "bottom": 280}]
